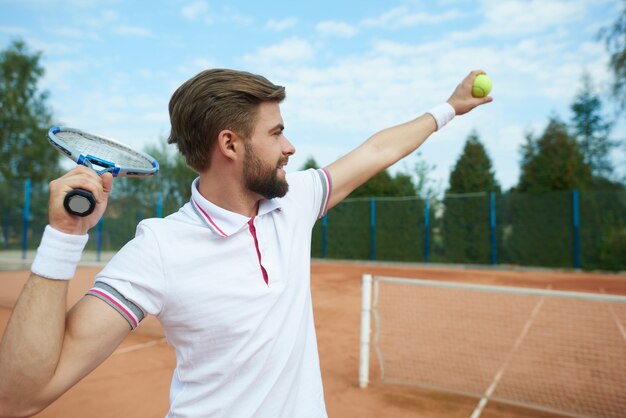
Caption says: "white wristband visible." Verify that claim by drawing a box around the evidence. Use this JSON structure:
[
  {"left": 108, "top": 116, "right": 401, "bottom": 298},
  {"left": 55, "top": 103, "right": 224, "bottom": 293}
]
[
  {"left": 31, "top": 225, "right": 89, "bottom": 280},
  {"left": 427, "top": 102, "right": 456, "bottom": 131}
]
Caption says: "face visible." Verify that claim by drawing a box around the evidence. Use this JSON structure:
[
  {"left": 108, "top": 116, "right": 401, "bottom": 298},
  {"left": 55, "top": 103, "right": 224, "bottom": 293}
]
[{"left": 243, "top": 101, "right": 296, "bottom": 199}]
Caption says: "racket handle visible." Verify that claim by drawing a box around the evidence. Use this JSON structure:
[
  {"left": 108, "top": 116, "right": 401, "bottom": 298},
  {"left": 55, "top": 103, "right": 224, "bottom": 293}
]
[{"left": 64, "top": 189, "right": 96, "bottom": 217}]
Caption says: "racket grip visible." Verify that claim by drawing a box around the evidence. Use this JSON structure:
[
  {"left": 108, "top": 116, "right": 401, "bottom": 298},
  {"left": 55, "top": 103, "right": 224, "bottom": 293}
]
[{"left": 64, "top": 189, "right": 96, "bottom": 217}]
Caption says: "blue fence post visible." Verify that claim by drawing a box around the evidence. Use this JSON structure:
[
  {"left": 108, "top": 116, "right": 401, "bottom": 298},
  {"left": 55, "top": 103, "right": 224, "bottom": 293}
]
[
  {"left": 572, "top": 189, "right": 581, "bottom": 269},
  {"left": 2, "top": 211, "right": 8, "bottom": 249},
  {"left": 21, "top": 179, "right": 31, "bottom": 260},
  {"left": 490, "top": 192, "right": 497, "bottom": 265},
  {"left": 96, "top": 216, "right": 104, "bottom": 262},
  {"left": 322, "top": 214, "right": 328, "bottom": 258},
  {"left": 156, "top": 192, "right": 163, "bottom": 218},
  {"left": 424, "top": 198, "right": 430, "bottom": 262},
  {"left": 370, "top": 198, "right": 376, "bottom": 260}
]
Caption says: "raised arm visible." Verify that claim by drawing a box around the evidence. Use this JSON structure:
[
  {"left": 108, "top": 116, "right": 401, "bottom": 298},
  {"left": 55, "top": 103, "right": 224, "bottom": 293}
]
[
  {"left": 0, "top": 167, "right": 131, "bottom": 417},
  {"left": 325, "top": 70, "right": 492, "bottom": 208}
]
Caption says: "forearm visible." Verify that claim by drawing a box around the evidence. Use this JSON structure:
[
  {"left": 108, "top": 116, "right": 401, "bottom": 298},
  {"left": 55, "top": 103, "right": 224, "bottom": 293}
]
[
  {"left": 0, "top": 274, "right": 69, "bottom": 413},
  {"left": 364, "top": 112, "right": 437, "bottom": 168},
  {"left": 326, "top": 113, "right": 437, "bottom": 206}
]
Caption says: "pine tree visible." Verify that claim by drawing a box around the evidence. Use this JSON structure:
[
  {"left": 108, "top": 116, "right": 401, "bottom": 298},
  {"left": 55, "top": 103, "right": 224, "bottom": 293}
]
[
  {"left": 517, "top": 117, "right": 591, "bottom": 192},
  {"left": 570, "top": 73, "right": 615, "bottom": 180},
  {"left": 600, "top": 0, "right": 626, "bottom": 112},
  {"left": 442, "top": 132, "right": 499, "bottom": 264},
  {"left": 447, "top": 131, "right": 500, "bottom": 193}
]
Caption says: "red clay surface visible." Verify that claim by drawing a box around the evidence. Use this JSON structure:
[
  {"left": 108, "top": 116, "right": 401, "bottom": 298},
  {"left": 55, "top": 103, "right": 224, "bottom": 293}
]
[{"left": 1, "top": 261, "right": 624, "bottom": 417}]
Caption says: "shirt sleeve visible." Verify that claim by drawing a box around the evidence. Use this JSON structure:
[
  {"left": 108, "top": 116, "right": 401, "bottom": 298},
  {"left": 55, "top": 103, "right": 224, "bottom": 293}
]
[
  {"left": 86, "top": 221, "right": 167, "bottom": 330},
  {"left": 285, "top": 168, "right": 333, "bottom": 226}
]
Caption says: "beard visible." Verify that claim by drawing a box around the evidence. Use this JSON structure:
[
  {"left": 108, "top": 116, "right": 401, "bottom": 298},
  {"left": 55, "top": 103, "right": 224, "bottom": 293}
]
[{"left": 243, "top": 141, "right": 289, "bottom": 199}]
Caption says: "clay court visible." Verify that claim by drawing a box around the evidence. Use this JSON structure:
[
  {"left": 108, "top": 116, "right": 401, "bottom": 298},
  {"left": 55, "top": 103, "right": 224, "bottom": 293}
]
[{"left": 1, "top": 259, "right": 625, "bottom": 417}]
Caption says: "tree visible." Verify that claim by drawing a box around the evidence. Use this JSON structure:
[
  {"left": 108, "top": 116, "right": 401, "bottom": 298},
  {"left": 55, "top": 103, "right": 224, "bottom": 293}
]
[
  {"left": 413, "top": 151, "right": 441, "bottom": 199},
  {"left": 349, "top": 170, "right": 416, "bottom": 198},
  {"left": 0, "top": 40, "right": 59, "bottom": 184},
  {"left": 447, "top": 131, "right": 500, "bottom": 194},
  {"left": 517, "top": 117, "right": 591, "bottom": 192},
  {"left": 300, "top": 156, "right": 318, "bottom": 170},
  {"left": 507, "top": 118, "right": 592, "bottom": 268},
  {"left": 0, "top": 39, "right": 59, "bottom": 248},
  {"left": 441, "top": 132, "right": 500, "bottom": 264},
  {"left": 102, "top": 140, "right": 197, "bottom": 249},
  {"left": 570, "top": 72, "right": 615, "bottom": 179},
  {"left": 600, "top": 0, "right": 626, "bottom": 112}
]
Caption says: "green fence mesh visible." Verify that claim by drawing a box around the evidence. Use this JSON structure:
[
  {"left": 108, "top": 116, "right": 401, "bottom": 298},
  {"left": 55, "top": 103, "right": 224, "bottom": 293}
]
[{"left": 2, "top": 179, "right": 625, "bottom": 271}]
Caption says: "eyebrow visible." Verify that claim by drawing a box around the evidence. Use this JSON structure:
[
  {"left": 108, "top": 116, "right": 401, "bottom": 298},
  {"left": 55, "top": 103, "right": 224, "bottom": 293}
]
[{"left": 270, "top": 123, "right": 285, "bottom": 133}]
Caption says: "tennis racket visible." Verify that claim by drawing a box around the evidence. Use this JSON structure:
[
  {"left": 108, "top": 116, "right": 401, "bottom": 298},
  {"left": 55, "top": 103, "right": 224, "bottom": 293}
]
[{"left": 47, "top": 126, "right": 159, "bottom": 217}]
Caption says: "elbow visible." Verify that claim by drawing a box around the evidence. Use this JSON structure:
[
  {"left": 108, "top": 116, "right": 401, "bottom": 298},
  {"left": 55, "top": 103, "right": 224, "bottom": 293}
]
[{"left": 0, "top": 395, "right": 47, "bottom": 418}]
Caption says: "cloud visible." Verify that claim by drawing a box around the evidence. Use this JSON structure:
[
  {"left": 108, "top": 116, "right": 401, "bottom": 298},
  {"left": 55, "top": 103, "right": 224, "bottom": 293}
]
[
  {"left": 177, "top": 58, "right": 216, "bottom": 77},
  {"left": 112, "top": 25, "right": 151, "bottom": 37},
  {"left": 181, "top": 1, "right": 209, "bottom": 21},
  {"left": 243, "top": 38, "right": 315, "bottom": 67},
  {"left": 316, "top": 21, "right": 357, "bottom": 38},
  {"left": 361, "top": 6, "right": 460, "bottom": 29},
  {"left": 266, "top": 17, "right": 298, "bottom": 32},
  {"left": 0, "top": 25, "right": 29, "bottom": 36},
  {"left": 228, "top": 13, "right": 254, "bottom": 26},
  {"left": 49, "top": 27, "right": 99, "bottom": 41},
  {"left": 84, "top": 10, "right": 118, "bottom": 28}
]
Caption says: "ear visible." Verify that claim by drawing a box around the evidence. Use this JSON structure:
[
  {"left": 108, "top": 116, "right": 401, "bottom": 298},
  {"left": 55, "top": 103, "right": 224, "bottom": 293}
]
[{"left": 216, "top": 130, "right": 243, "bottom": 161}]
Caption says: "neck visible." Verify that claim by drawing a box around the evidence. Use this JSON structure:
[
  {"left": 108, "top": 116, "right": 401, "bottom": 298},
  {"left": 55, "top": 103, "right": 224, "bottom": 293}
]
[{"left": 196, "top": 170, "right": 262, "bottom": 218}]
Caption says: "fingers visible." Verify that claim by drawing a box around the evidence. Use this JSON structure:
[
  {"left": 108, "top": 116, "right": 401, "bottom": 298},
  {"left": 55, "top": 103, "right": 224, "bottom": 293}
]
[
  {"left": 53, "top": 166, "right": 108, "bottom": 202},
  {"left": 469, "top": 69, "right": 486, "bottom": 78},
  {"left": 100, "top": 172, "right": 114, "bottom": 202},
  {"left": 48, "top": 166, "right": 112, "bottom": 235}
]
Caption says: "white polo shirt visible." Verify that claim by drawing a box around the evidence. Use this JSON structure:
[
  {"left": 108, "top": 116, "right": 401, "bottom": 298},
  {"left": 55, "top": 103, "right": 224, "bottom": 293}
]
[{"left": 87, "top": 168, "right": 332, "bottom": 418}]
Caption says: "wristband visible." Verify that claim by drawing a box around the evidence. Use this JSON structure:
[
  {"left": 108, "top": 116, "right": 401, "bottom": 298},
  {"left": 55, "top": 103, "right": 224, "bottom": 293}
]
[
  {"left": 426, "top": 102, "right": 456, "bottom": 131},
  {"left": 31, "top": 225, "right": 89, "bottom": 280}
]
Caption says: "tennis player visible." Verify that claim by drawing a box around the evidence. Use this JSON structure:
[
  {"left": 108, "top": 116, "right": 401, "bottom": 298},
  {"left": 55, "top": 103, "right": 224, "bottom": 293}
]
[{"left": 0, "top": 69, "right": 491, "bottom": 417}]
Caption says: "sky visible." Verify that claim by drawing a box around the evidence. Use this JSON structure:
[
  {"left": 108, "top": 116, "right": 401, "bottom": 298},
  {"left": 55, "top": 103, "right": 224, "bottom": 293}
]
[{"left": 1, "top": 0, "right": 624, "bottom": 192}]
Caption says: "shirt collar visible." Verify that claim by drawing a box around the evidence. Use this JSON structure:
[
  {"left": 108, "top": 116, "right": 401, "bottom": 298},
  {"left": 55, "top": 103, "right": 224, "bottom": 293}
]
[{"left": 190, "top": 177, "right": 282, "bottom": 237}]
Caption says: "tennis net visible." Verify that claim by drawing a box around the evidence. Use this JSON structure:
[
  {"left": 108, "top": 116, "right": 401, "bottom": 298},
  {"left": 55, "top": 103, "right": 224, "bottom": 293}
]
[{"left": 359, "top": 275, "right": 626, "bottom": 418}]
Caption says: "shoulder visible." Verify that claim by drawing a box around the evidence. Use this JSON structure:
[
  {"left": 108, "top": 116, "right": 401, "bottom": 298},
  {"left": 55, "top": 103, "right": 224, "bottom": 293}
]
[
  {"left": 280, "top": 168, "right": 332, "bottom": 220},
  {"left": 286, "top": 168, "right": 328, "bottom": 187},
  {"left": 131, "top": 202, "right": 203, "bottom": 242}
]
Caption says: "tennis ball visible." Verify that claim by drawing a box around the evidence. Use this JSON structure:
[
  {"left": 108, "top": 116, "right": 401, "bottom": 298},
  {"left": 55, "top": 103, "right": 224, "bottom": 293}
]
[{"left": 472, "top": 74, "right": 492, "bottom": 98}]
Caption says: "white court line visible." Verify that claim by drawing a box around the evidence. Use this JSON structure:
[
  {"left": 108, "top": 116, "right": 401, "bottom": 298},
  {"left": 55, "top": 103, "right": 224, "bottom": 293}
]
[
  {"left": 469, "top": 286, "right": 551, "bottom": 418},
  {"left": 600, "top": 288, "right": 626, "bottom": 343},
  {"left": 112, "top": 337, "right": 168, "bottom": 355}
]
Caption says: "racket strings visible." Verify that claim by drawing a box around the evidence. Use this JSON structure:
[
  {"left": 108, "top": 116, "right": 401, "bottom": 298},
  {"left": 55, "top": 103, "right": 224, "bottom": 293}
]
[{"left": 57, "top": 131, "right": 154, "bottom": 169}]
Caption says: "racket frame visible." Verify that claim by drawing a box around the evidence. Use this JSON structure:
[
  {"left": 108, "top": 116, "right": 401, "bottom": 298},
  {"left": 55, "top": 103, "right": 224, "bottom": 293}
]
[{"left": 47, "top": 126, "right": 159, "bottom": 177}]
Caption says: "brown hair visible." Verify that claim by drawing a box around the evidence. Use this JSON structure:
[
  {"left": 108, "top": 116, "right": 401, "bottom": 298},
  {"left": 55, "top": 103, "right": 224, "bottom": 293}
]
[{"left": 167, "top": 68, "right": 286, "bottom": 172}]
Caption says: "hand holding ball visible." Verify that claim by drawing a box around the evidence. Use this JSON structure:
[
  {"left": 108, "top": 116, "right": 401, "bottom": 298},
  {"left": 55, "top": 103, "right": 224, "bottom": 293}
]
[{"left": 472, "top": 74, "right": 492, "bottom": 98}]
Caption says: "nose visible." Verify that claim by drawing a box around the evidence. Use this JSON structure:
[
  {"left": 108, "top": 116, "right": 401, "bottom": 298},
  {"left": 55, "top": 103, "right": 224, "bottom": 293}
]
[{"left": 282, "top": 135, "right": 296, "bottom": 156}]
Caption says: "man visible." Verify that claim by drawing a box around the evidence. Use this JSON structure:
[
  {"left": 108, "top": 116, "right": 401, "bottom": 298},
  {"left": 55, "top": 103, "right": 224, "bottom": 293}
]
[{"left": 0, "top": 69, "right": 491, "bottom": 417}]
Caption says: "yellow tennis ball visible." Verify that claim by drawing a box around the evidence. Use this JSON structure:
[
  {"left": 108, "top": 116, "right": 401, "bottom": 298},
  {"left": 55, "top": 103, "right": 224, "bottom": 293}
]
[{"left": 472, "top": 74, "right": 492, "bottom": 98}]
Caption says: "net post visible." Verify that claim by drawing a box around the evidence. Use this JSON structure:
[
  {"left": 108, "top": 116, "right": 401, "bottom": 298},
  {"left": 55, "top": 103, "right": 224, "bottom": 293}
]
[{"left": 359, "top": 274, "right": 373, "bottom": 388}]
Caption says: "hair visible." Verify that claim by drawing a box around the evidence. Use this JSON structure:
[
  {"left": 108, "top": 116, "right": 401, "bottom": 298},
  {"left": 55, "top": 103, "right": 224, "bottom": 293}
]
[{"left": 167, "top": 68, "right": 286, "bottom": 172}]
